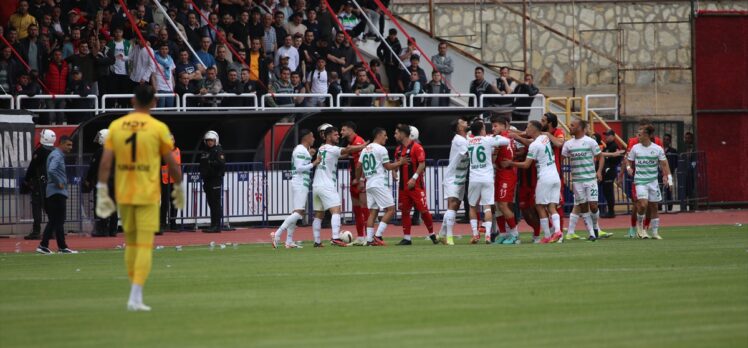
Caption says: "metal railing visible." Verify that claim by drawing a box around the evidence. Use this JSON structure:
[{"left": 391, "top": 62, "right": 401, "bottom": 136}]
[
  {"left": 182, "top": 93, "right": 258, "bottom": 111},
  {"left": 101, "top": 93, "right": 181, "bottom": 113},
  {"left": 1, "top": 153, "right": 708, "bottom": 233},
  {"left": 337, "top": 93, "right": 407, "bottom": 107},
  {"left": 408, "top": 93, "right": 477, "bottom": 108},
  {"left": 16, "top": 94, "right": 100, "bottom": 115},
  {"left": 0, "top": 95, "right": 15, "bottom": 109},
  {"left": 585, "top": 94, "right": 619, "bottom": 121},
  {"left": 260, "top": 93, "right": 333, "bottom": 110}
]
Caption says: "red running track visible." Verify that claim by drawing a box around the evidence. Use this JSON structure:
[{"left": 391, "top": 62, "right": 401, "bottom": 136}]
[{"left": 2, "top": 209, "right": 746, "bottom": 253}]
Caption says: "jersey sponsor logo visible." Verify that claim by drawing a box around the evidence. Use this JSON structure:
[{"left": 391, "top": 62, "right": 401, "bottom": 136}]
[{"left": 117, "top": 163, "right": 152, "bottom": 171}]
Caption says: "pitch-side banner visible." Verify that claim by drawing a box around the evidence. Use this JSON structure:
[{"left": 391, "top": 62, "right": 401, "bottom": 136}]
[{"left": 0, "top": 112, "right": 35, "bottom": 169}]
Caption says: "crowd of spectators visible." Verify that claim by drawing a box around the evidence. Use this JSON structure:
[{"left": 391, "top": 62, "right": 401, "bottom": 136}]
[{"left": 1, "top": 0, "right": 541, "bottom": 125}]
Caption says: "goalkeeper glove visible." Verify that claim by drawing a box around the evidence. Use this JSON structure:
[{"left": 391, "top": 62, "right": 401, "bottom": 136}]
[
  {"left": 95, "top": 183, "right": 116, "bottom": 218},
  {"left": 172, "top": 182, "right": 185, "bottom": 209}
]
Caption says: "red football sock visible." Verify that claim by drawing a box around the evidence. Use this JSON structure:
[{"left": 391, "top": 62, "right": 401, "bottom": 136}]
[
  {"left": 506, "top": 217, "right": 517, "bottom": 229},
  {"left": 630, "top": 213, "right": 637, "bottom": 228},
  {"left": 401, "top": 210, "right": 412, "bottom": 235},
  {"left": 531, "top": 220, "right": 541, "bottom": 237},
  {"left": 422, "top": 211, "right": 434, "bottom": 233},
  {"left": 644, "top": 217, "right": 651, "bottom": 230},
  {"left": 556, "top": 206, "right": 565, "bottom": 230},
  {"left": 497, "top": 216, "right": 507, "bottom": 233},
  {"left": 352, "top": 206, "right": 364, "bottom": 237}
]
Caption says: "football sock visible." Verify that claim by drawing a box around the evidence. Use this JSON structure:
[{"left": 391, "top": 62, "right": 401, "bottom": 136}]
[
  {"left": 445, "top": 210, "right": 456, "bottom": 238},
  {"left": 651, "top": 218, "right": 660, "bottom": 235},
  {"left": 286, "top": 224, "right": 296, "bottom": 244},
  {"left": 331, "top": 213, "right": 341, "bottom": 239},
  {"left": 470, "top": 219, "right": 478, "bottom": 236},
  {"left": 568, "top": 213, "right": 579, "bottom": 235},
  {"left": 591, "top": 210, "right": 600, "bottom": 231},
  {"left": 644, "top": 217, "right": 651, "bottom": 230},
  {"left": 129, "top": 284, "right": 143, "bottom": 305},
  {"left": 551, "top": 213, "right": 561, "bottom": 233},
  {"left": 557, "top": 206, "right": 565, "bottom": 231},
  {"left": 483, "top": 221, "right": 493, "bottom": 237},
  {"left": 375, "top": 222, "right": 387, "bottom": 237},
  {"left": 401, "top": 209, "right": 412, "bottom": 235},
  {"left": 353, "top": 206, "right": 364, "bottom": 237},
  {"left": 497, "top": 216, "right": 507, "bottom": 233},
  {"left": 630, "top": 213, "right": 637, "bottom": 228},
  {"left": 312, "top": 218, "right": 322, "bottom": 243},
  {"left": 540, "top": 218, "right": 551, "bottom": 238},
  {"left": 422, "top": 211, "right": 434, "bottom": 233},
  {"left": 366, "top": 227, "right": 375, "bottom": 241},
  {"left": 276, "top": 212, "right": 302, "bottom": 240},
  {"left": 582, "top": 212, "right": 595, "bottom": 237},
  {"left": 403, "top": 234, "right": 411, "bottom": 241}
]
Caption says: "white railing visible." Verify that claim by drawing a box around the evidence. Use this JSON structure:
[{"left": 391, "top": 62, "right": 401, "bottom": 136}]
[
  {"left": 408, "top": 93, "right": 477, "bottom": 108},
  {"left": 16, "top": 94, "right": 99, "bottom": 114},
  {"left": 337, "top": 93, "right": 406, "bottom": 107},
  {"left": 260, "top": 93, "right": 333, "bottom": 110},
  {"left": 585, "top": 94, "right": 619, "bottom": 121},
  {"left": 101, "top": 93, "right": 181, "bottom": 113},
  {"left": 479, "top": 94, "right": 546, "bottom": 119},
  {"left": 182, "top": 93, "right": 259, "bottom": 111},
  {"left": 0, "top": 95, "right": 14, "bottom": 109}
]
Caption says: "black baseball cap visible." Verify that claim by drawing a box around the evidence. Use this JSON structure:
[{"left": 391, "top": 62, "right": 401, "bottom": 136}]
[{"left": 604, "top": 129, "right": 616, "bottom": 136}]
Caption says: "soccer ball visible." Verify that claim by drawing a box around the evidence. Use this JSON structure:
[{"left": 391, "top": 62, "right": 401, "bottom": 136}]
[{"left": 340, "top": 231, "right": 353, "bottom": 243}]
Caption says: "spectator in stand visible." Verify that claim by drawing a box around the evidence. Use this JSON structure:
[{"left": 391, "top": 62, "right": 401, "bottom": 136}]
[
  {"left": 202, "top": 12, "right": 221, "bottom": 47},
  {"left": 222, "top": 69, "right": 244, "bottom": 106},
  {"left": 496, "top": 66, "right": 518, "bottom": 94},
  {"left": 367, "top": 58, "right": 383, "bottom": 90},
  {"left": 65, "top": 67, "right": 92, "bottom": 123},
  {"left": 166, "top": 8, "right": 186, "bottom": 40},
  {"left": 512, "top": 73, "right": 540, "bottom": 121},
  {"left": 337, "top": 1, "right": 361, "bottom": 36},
  {"left": 277, "top": 0, "right": 293, "bottom": 22},
  {"left": 328, "top": 70, "right": 342, "bottom": 106},
  {"left": 265, "top": 59, "right": 277, "bottom": 87},
  {"left": 215, "top": 45, "right": 233, "bottom": 86},
  {"left": 360, "top": 0, "right": 383, "bottom": 40},
  {"left": 262, "top": 13, "right": 278, "bottom": 59},
  {"left": 2, "top": 28, "right": 22, "bottom": 54},
  {"left": 37, "top": 135, "right": 77, "bottom": 254},
  {"left": 10, "top": 0, "right": 38, "bottom": 40},
  {"left": 304, "top": 8, "right": 320, "bottom": 40},
  {"left": 175, "top": 71, "right": 199, "bottom": 107},
  {"left": 290, "top": 71, "right": 307, "bottom": 106},
  {"left": 399, "top": 55, "right": 426, "bottom": 95},
  {"left": 247, "top": 38, "right": 267, "bottom": 85},
  {"left": 176, "top": 49, "right": 203, "bottom": 82},
  {"left": 19, "top": 24, "right": 45, "bottom": 74},
  {"left": 184, "top": 12, "right": 203, "bottom": 49},
  {"left": 431, "top": 41, "right": 453, "bottom": 84},
  {"left": 293, "top": 0, "right": 308, "bottom": 19},
  {"left": 275, "top": 54, "right": 291, "bottom": 78},
  {"left": 29, "top": 0, "right": 52, "bottom": 23},
  {"left": 0, "top": 47, "right": 22, "bottom": 94},
  {"left": 228, "top": 10, "right": 251, "bottom": 51},
  {"left": 327, "top": 31, "right": 347, "bottom": 77},
  {"left": 273, "top": 11, "right": 289, "bottom": 41},
  {"left": 377, "top": 28, "right": 402, "bottom": 93},
  {"left": 157, "top": 29, "right": 179, "bottom": 62},
  {"left": 306, "top": 56, "right": 328, "bottom": 107},
  {"left": 404, "top": 69, "right": 423, "bottom": 106},
  {"left": 275, "top": 34, "right": 299, "bottom": 72},
  {"left": 44, "top": 49, "right": 68, "bottom": 125},
  {"left": 66, "top": 41, "right": 96, "bottom": 91},
  {"left": 270, "top": 66, "right": 294, "bottom": 107},
  {"left": 155, "top": 42, "right": 176, "bottom": 108},
  {"left": 424, "top": 70, "right": 450, "bottom": 107},
  {"left": 340, "top": 38, "right": 356, "bottom": 84},
  {"left": 92, "top": 35, "right": 114, "bottom": 97},
  {"left": 61, "top": 26, "right": 82, "bottom": 59},
  {"left": 107, "top": 27, "right": 132, "bottom": 105},
  {"left": 286, "top": 13, "right": 307, "bottom": 38},
  {"left": 399, "top": 37, "right": 422, "bottom": 62},
  {"left": 14, "top": 71, "right": 41, "bottom": 100},
  {"left": 196, "top": 36, "right": 217, "bottom": 70},
  {"left": 197, "top": 0, "right": 215, "bottom": 26},
  {"left": 219, "top": 12, "right": 234, "bottom": 33},
  {"left": 199, "top": 66, "right": 223, "bottom": 107},
  {"left": 129, "top": 39, "right": 156, "bottom": 87},
  {"left": 239, "top": 68, "right": 258, "bottom": 106},
  {"left": 469, "top": 66, "right": 499, "bottom": 106},
  {"left": 350, "top": 68, "right": 375, "bottom": 106},
  {"left": 662, "top": 133, "right": 678, "bottom": 212},
  {"left": 248, "top": 9, "right": 264, "bottom": 40},
  {"left": 298, "top": 30, "right": 316, "bottom": 77},
  {"left": 256, "top": 0, "right": 275, "bottom": 16},
  {"left": 38, "top": 13, "right": 55, "bottom": 40}
]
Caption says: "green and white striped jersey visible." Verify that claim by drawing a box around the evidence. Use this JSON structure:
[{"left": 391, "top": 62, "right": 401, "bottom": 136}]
[
  {"left": 561, "top": 136, "right": 601, "bottom": 183},
  {"left": 291, "top": 144, "right": 313, "bottom": 189},
  {"left": 627, "top": 143, "right": 666, "bottom": 184}
]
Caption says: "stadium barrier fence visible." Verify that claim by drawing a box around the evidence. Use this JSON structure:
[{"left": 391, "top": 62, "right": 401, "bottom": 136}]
[
  {"left": 182, "top": 93, "right": 258, "bottom": 111},
  {"left": 0, "top": 154, "right": 708, "bottom": 232}
]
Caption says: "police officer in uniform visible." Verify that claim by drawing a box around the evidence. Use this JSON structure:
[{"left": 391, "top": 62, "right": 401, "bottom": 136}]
[
  {"left": 200, "top": 131, "right": 226, "bottom": 233},
  {"left": 160, "top": 134, "right": 182, "bottom": 233},
  {"left": 22, "top": 129, "right": 56, "bottom": 240},
  {"left": 85, "top": 129, "right": 119, "bottom": 237}
]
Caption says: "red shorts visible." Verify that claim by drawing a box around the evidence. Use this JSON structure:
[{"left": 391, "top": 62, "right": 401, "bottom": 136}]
[
  {"left": 494, "top": 175, "right": 517, "bottom": 203},
  {"left": 398, "top": 188, "right": 429, "bottom": 212},
  {"left": 350, "top": 181, "right": 364, "bottom": 197},
  {"left": 518, "top": 185, "right": 536, "bottom": 209}
]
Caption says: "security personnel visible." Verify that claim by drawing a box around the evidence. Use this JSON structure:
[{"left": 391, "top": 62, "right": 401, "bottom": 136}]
[
  {"left": 200, "top": 130, "right": 225, "bottom": 233},
  {"left": 22, "top": 129, "right": 56, "bottom": 240},
  {"left": 160, "top": 134, "right": 182, "bottom": 232},
  {"left": 85, "top": 129, "right": 119, "bottom": 237}
]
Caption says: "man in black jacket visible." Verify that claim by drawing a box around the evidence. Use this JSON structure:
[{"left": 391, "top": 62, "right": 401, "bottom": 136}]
[
  {"left": 84, "top": 129, "right": 118, "bottom": 237},
  {"left": 18, "top": 24, "right": 46, "bottom": 74},
  {"left": 377, "top": 28, "right": 402, "bottom": 93},
  {"left": 423, "top": 70, "right": 450, "bottom": 107},
  {"left": 22, "top": 129, "right": 55, "bottom": 240},
  {"left": 200, "top": 131, "right": 226, "bottom": 233}
]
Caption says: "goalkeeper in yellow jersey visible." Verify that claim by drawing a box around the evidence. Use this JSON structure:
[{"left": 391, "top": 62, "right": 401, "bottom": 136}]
[{"left": 96, "top": 85, "right": 185, "bottom": 312}]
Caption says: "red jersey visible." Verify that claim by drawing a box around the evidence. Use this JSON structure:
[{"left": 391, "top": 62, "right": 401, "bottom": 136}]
[
  {"left": 627, "top": 136, "right": 663, "bottom": 150},
  {"left": 550, "top": 127, "right": 565, "bottom": 176},
  {"left": 348, "top": 135, "right": 366, "bottom": 171},
  {"left": 395, "top": 140, "right": 426, "bottom": 190},
  {"left": 495, "top": 130, "right": 517, "bottom": 180}
]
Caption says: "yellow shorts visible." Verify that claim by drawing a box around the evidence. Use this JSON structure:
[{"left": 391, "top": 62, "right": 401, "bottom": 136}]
[{"left": 119, "top": 204, "right": 159, "bottom": 233}]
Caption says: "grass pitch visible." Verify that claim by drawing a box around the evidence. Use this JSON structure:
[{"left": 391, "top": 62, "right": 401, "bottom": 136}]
[{"left": 1, "top": 225, "right": 747, "bottom": 348}]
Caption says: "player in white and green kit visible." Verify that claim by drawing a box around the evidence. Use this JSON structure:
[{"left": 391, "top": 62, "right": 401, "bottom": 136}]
[
  {"left": 561, "top": 119, "right": 604, "bottom": 241},
  {"left": 355, "top": 128, "right": 405, "bottom": 246},
  {"left": 271, "top": 129, "right": 321, "bottom": 248},
  {"left": 625, "top": 125, "right": 672, "bottom": 239}
]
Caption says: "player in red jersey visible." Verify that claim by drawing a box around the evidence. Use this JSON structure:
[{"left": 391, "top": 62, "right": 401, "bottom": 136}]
[
  {"left": 623, "top": 119, "right": 664, "bottom": 238},
  {"left": 340, "top": 121, "right": 369, "bottom": 245},
  {"left": 393, "top": 124, "right": 437, "bottom": 245},
  {"left": 514, "top": 139, "right": 542, "bottom": 243},
  {"left": 490, "top": 115, "right": 520, "bottom": 244},
  {"left": 541, "top": 113, "right": 567, "bottom": 230}
]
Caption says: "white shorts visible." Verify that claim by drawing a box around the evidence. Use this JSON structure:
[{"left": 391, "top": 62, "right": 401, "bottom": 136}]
[
  {"left": 572, "top": 181, "right": 598, "bottom": 205},
  {"left": 635, "top": 181, "right": 662, "bottom": 203},
  {"left": 535, "top": 179, "right": 561, "bottom": 205},
  {"left": 468, "top": 181, "right": 494, "bottom": 207},
  {"left": 290, "top": 185, "right": 309, "bottom": 211},
  {"left": 312, "top": 186, "right": 341, "bottom": 211},
  {"left": 366, "top": 186, "right": 395, "bottom": 210},
  {"left": 443, "top": 182, "right": 465, "bottom": 201}
]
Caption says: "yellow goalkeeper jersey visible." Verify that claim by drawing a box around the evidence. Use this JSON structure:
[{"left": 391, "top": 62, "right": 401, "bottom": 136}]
[{"left": 104, "top": 112, "right": 173, "bottom": 205}]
